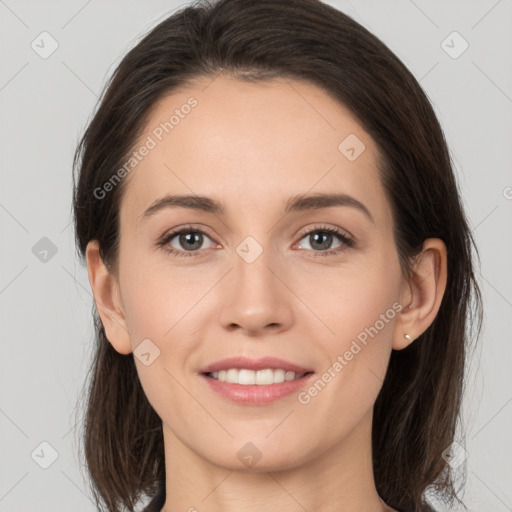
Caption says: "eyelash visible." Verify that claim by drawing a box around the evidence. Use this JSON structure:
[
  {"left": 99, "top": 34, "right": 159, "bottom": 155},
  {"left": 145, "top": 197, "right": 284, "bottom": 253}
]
[{"left": 157, "top": 223, "right": 354, "bottom": 259}]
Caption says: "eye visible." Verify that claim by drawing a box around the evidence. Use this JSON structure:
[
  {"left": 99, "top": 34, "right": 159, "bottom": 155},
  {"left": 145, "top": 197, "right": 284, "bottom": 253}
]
[
  {"left": 157, "top": 225, "right": 217, "bottom": 258},
  {"left": 295, "top": 225, "right": 354, "bottom": 258},
  {"left": 157, "top": 223, "right": 354, "bottom": 259}
]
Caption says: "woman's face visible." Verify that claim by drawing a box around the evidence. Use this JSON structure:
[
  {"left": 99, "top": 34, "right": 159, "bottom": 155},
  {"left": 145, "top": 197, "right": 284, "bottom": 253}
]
[{"left": 112, "top": 75, "right": 408, "bottom": 471}]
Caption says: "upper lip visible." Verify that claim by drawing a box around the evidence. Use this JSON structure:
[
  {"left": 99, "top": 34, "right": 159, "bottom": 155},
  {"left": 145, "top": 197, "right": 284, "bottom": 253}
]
[{"left": 199, "top": 356, "right": 314, "bottom": 374}]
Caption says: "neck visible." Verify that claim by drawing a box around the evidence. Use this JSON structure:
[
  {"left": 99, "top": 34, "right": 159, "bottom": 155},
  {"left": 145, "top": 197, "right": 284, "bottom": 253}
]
[{"left": 160, "top": 409, "right": 395, "bottom": 512}]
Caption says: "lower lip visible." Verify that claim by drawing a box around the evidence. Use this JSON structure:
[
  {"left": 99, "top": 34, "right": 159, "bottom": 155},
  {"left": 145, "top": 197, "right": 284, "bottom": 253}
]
[{"left": 200, "top": 373, "right": 315, "bottom": 404}]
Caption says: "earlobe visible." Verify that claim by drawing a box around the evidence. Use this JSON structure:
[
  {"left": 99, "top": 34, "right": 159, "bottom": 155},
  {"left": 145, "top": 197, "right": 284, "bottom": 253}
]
[
  {"left": 85, "top": 240, "right": 132, "bottom": 355},
  {"left": 393, "top": 238, "right": 448, "bottom": 350}
]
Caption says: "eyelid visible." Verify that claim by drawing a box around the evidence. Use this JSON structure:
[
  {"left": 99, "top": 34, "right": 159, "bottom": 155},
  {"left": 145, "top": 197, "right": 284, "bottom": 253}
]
[{"left": 295, "top": 223, "right": 353, "bottom": 242}]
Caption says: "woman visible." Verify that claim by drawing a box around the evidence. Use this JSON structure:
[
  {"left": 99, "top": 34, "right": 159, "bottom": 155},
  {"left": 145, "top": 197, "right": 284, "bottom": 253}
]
[{"left": 72, "top": 0, "right": 482, "bottom": 511}]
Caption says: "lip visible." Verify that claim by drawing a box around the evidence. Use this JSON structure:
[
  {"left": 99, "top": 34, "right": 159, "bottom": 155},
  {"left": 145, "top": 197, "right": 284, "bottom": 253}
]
[
  {"left": 200, "top": 372, "right": 316, "bottom": 405},
  {"left": 199, "top": 356, "right": 313, "bottom": 374}
]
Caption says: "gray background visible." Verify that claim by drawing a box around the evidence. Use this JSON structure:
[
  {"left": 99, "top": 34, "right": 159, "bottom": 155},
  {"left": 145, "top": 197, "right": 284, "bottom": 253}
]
[{"left": 0, "top": 0, "right": 511, "bottom": 510}]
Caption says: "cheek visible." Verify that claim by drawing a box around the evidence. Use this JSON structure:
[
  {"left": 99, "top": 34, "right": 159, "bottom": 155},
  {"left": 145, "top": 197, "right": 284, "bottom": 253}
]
[
  {"left": 118, "top": 252, "right": 208, "bottom": 344},
  {"left": 118, "top": 260, "right": 208, "bottom": 417},
  {"left": 302, "top": 256, "right": 401, "bottom": 345},
  {"left": 296, "top": 255, "right": 401, "bottom": 406}
]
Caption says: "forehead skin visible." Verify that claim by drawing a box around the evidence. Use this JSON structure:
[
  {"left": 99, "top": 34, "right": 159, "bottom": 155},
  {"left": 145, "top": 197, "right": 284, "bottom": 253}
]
[{"left": 118, "top": 74, "right": 394, "bottom": 261}]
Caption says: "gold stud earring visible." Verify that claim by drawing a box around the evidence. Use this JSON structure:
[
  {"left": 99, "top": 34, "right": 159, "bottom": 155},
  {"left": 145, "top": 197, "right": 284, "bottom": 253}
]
[{"left": 404, "top": 334, "right": 412, "bottom": 342}]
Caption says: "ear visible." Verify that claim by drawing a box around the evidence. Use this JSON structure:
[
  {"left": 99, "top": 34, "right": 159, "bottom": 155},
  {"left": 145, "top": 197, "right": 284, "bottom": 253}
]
[
  {"left": 85, "top": 240, "right": 132, "bottom": 355},
  {"left": 393, "top": 238, "right": 448, "bottom": 350}
]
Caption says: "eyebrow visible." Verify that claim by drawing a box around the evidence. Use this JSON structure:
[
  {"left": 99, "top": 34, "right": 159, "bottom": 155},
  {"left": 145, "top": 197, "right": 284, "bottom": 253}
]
[{"left": 141, "top": 192, "right": 374, "bottom": 223}]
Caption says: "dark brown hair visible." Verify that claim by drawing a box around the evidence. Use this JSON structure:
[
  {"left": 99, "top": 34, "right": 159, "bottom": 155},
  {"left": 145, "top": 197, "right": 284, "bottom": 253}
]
[{"left": 72, "top": 0, "right": 482, "bottom": 510}]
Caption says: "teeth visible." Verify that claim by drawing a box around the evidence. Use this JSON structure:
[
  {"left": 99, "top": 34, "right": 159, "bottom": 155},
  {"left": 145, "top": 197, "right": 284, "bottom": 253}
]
[{"left": 209, "top": 369, "right": 306, "bottom": 385}]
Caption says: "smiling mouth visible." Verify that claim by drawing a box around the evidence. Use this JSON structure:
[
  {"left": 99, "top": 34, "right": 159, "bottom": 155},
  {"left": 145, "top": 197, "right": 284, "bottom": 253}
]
[{"left": 204, "top": 368, "right": 315, "bottom": 385}]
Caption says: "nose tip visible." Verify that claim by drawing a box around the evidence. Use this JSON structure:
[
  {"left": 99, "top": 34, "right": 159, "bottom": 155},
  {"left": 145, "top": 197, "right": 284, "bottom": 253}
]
[{"left": 219, "top": 250, "right": 293, "bottom": 335}]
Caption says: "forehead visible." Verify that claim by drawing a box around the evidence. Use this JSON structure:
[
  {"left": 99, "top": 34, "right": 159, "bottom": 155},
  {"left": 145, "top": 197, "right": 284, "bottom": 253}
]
[{"left": 119, "top": 75, "right": 388, "bottom": 225}]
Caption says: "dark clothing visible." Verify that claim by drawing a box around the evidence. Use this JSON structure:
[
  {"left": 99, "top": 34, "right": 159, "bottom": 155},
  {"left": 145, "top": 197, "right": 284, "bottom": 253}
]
[
  {"left": 399, "top": 504, "right": 437, "bottom": 512},
  {"left": 142, "top": 480, "right": 437, "bottom": 511},
  {"left": 142, "top": 480, "right": 166, "bottom": 512}
]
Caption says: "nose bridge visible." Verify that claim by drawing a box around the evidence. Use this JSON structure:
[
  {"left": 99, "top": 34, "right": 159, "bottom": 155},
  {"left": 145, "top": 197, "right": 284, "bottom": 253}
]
[
  {"left": 218, "top": 231, "right": 293, "bottom": 333},
  {"left": 233, "top": 233, "right": 279, "bottom": 301}
]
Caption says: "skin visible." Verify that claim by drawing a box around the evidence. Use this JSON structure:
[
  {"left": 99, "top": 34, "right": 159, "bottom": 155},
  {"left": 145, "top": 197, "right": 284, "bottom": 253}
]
[{"left": 86, "top": 75, "right": 447, "bottom": 512}]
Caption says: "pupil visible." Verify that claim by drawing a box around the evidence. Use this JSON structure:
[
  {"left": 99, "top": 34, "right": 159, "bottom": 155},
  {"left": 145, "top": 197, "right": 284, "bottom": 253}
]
[
  {"left": 181, "top": 232, "right": 202, "bottom": 250},
  {"left": 311, "top": 232, "right": 331, "bottom": 250}
]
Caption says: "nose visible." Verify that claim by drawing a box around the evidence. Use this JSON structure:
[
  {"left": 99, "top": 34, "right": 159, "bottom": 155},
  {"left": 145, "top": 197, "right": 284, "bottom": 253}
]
[{"left": 218, "top": 242, "right": 294, "bottom": 336}]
